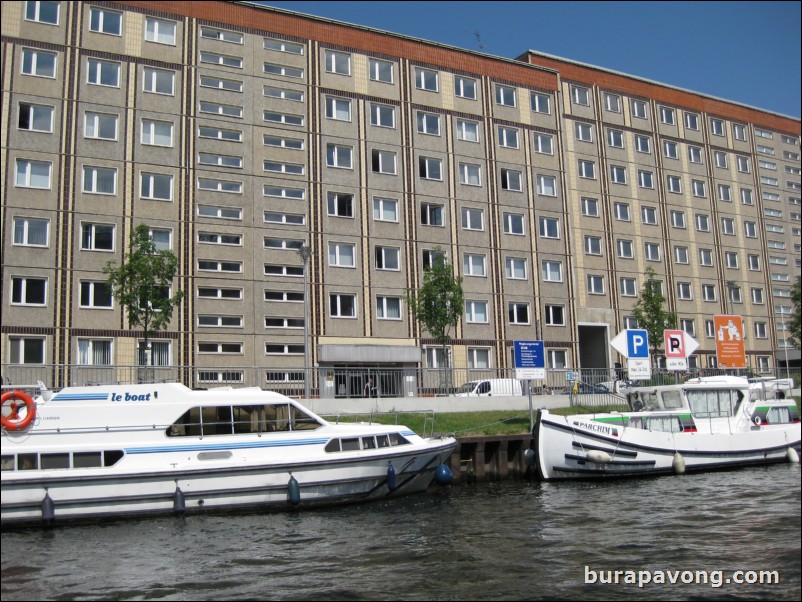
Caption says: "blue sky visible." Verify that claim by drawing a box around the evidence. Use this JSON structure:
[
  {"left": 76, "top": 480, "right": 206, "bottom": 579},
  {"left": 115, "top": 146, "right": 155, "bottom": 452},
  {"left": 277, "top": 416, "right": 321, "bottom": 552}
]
[{"left": 258, "top": 1, "right": 801, "bottom": 119}]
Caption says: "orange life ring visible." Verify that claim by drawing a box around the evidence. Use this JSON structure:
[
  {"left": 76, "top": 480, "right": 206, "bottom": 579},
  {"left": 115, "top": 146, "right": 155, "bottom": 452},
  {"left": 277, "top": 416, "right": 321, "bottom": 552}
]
[{"left": 1, "top": 390, "right": 36, "bottom": 431}]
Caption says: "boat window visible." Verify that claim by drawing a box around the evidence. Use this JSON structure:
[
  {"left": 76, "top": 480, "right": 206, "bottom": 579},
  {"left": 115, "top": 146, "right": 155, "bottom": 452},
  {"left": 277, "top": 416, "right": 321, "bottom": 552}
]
[
  {"left": 362, "top": 436, "right": 377, "bottom": 449},
  {"left": 765, "top": 407, "right": 792, "bottom": 424},
  {"left": 1, "top": 455, "right": 14, "bottom": 471},
  {"left": 73, "top": 452, "right": 103, "bottom": 468},
  {"left": 203, "top": 406, "right": 233, "bottom": 435},
  {"left": 376, "top": 435, "right": 390, "bottom": 448},
  {"left": 687, "top": 389, "right": 742, "bottom": 417},
  {"left": 341, "top": 438, "right": 360, "bottom": 451},
  {"left": 389, "top": 433, "right": 410, "bottom": 446},
  {"left": 628, "top": 392, "right": 658, "bottom": 411},
  {"left": 645, "top": 415, "right": 681, "bottom": 433},
  {"left": 18, "top": 454, "right": 38, "bottom": 470},
  {"left": 324, "top": 439, "right": 341, "bottom": 452},
  {"left": 290, "top": 405, "right": 322, "bottom": 430},
  {"left": 41, "top": 453, "right": 70, "bottom": 469},
  {"left": 661, "top": 391, "right": 684, "bottom": 409},
  {"left": 104, "top": 450, "right": 124, "bottom": 466}
]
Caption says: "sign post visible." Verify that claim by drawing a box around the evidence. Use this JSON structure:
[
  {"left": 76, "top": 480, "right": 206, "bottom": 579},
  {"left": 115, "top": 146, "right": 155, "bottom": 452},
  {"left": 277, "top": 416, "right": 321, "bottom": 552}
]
[
  {"left": 514, "top": 340, "right": 545, "bottom": 431},
  {"left": 610, "top": 329, "right": 651, "bottom": 380},
  {"left": 714, "top": 315, "right": 746, "bottom": 368}
]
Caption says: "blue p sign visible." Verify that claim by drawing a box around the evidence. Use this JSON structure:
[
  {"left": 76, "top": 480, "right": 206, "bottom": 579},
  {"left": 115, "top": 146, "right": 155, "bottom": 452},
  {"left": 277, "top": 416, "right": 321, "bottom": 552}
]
[{"left": 627, "top": 329, "right": 650, "bottom": 358}]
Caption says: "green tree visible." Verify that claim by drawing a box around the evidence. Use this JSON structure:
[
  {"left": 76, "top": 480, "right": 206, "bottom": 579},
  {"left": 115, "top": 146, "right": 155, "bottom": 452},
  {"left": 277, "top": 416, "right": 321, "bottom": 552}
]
[
  {"left": 405, "top": 248, "right": 464, "bottom": 392},
  {"left": 789, "top": 276, "right": 801, "bottom": 350},
  {"left": 104, "top": 224, "right": 184, "bottom": 366},
  {"left": 631, "top": 267, "right": 677, "bottom": 366}
]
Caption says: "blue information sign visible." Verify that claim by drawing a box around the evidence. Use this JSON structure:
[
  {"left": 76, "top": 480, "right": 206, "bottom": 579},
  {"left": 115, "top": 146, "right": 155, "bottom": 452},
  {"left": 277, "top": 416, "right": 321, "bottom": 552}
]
[
  {"left": 514, "top": 340, "right": 545, "bottom": 379},
  {"left": 626, "top": 329, "right": 650, "bottom": 359}
]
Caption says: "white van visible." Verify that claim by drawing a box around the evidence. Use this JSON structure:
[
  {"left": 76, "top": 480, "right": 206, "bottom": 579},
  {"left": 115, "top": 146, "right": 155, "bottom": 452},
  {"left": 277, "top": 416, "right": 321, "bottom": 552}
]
[{"left": 455, "top": 378, "right": 523, "bottom": 397}]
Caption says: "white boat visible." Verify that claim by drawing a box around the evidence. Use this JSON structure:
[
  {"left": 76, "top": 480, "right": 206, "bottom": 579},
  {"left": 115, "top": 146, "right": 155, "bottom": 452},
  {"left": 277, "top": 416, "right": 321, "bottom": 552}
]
[
  {"left": 1, "top": 383, "right": 456, "bottom": 526},
  {"left": 533, "top": 375, "right": 800, "bottom": 480}
]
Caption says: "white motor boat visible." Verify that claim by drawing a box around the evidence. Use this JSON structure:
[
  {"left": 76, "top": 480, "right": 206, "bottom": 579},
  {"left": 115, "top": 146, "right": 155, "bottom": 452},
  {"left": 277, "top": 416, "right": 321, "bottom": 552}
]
[
  {"left": 533, "top": 375, "right": 800, "bottom": 480},
  {"left": 1, "top": 383, "right": 456, "bottom": 526}
]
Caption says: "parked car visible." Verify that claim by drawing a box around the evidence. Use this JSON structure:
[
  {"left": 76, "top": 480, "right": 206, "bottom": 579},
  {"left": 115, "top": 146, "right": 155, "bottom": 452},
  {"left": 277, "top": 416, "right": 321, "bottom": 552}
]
[
  {"left": 455, "top": 378, "right": 524, "bottom": 396},
  {"left": 558, "top": 382, "right": 611, "bottom": 395}
]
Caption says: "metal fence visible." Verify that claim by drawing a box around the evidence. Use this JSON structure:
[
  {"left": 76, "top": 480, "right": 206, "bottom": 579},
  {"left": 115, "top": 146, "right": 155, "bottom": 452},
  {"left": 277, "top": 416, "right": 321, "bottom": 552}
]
[{"left": 2, "top": 363, "right": 799, "bottom": 400}]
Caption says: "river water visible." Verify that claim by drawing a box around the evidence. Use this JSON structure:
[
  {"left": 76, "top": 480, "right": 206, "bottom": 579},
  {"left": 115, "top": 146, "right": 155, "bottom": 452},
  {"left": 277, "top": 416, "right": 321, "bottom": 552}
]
[{"left": 2, "top": 464, "right": 800, "bottom": 601}]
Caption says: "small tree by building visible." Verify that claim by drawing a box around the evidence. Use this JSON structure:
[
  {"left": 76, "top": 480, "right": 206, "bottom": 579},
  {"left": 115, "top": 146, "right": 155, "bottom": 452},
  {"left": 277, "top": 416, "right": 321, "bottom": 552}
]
[
  {"left": 790, "top": 275, "right": 801, "bottom": 350},
  {"left": 104, "top": 224, "right": 183, "bottom": 367},
  {"left": 631, "top": 267, "right": 677, "bottom": 369},
  {"left": 404, "top": 248, "right": 464, "bottom": 393}
]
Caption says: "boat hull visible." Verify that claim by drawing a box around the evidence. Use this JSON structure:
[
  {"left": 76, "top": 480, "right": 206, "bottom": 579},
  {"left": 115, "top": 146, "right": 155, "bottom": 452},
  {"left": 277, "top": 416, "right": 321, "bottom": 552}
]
[
  {"left": 534, "top": 411, "right": 801, "bottom": 480},
  {"left": 2, "top": 441, "right": 455, "bottom": 526}
]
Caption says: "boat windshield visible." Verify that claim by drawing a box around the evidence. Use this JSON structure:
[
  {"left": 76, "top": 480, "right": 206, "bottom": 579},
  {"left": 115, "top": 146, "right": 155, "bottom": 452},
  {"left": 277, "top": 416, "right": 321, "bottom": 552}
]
[
  {"left": 686, "top": 389, "right": 743, "bottom": 418},
  {"left": 167, "top": 403, "right": 322, "bottom": 437}
]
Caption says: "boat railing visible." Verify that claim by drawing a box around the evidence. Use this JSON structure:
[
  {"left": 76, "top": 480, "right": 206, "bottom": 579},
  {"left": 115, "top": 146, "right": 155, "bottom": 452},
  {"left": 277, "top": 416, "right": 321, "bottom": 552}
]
[{"left": 324, "top": 410, "right": 440, "bottom": 439}]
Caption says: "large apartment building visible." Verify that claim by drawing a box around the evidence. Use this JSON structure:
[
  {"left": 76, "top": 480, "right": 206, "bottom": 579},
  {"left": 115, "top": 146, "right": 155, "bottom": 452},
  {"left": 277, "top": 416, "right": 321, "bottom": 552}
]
[{"left": 2, "top": 0, "right": 800, "bottom": 393}]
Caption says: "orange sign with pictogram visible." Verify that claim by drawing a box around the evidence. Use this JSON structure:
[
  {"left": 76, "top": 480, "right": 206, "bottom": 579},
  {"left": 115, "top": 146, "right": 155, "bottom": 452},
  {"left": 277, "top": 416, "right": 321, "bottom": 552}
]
[{"left": 714, "top": 315, "right": 746, "bottom": 368}]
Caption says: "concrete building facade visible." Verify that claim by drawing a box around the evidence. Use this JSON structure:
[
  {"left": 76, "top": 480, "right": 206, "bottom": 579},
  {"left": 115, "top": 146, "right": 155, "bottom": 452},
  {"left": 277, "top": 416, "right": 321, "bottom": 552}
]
[{"left": 2, "top": 1, "right": 800, "bottom": 392}]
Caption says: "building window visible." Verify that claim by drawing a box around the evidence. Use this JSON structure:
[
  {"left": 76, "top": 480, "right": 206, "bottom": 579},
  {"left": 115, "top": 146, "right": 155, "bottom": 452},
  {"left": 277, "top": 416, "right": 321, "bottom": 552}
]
[
  {"left": 710, "top": 118, "right": 725, "bottom": 136},
  {"left": 545, "top": 305, "right": 565, "bottom": 326},
  {"left": 463, "top": 254, "right": 486, "bottom": 277},
  {"left": 677, "top": 282, "right": 692, "bottom": 300},
  {"left": 198, "top": 260, "right": 242, "bottom": 273},
  {"left": 638, "top": 170, "right": 654, "bottom": 189},
  {"left": 200, "top": 26, "right": 243, "bottom": 44},
  {"left": 505, "top": 257, "right": 527, "bottom": 280},
  {"left": 198, "top": 205, "right": 242, "bottom": 220},
  {"left": 501, "top": 169, "right": 522, "bottom": 191},
  {"left": 610, "top": 165, "right": 627, "bottom": 184},
  {"left": 87, "top": 58, "right": 120, "bottom": 87},
  {"left": 666, "top": 175, "right": 682, "bottom": 194},
  {"left": 376, "top": 296, "right": 402, "bottom": 320},
  {"left": 13, "top": 217, "right": 49, "bottom": 247},
  {"left": 503, "top": 212, "right": 525, "bottom": 235},
  {"left": 498, "top": 126, "right": 519, "bottom": 148},
  {"left": 571, "top": 85, "right": 590, "bottom": 106},
  {"left": 635, "top": 135, "right": 651, "bottom": 154},
  {"left": 371, "top": 103, "right": 395, "bottom": 128},
  {"left": 717, "top": 184, "right": 731, "bottom": 202},
  {"left": 692, "top": 179, "right": 706, "bottom": 197},
  {"left": 614, "top": 202, "right": 631, "bottom": 222},
  {"left": 369, "top": 58, "right": 393, "bottom": 83},
  {"left": 375, "top": 246, "right": 400, "bottom": 271},
  {"left": 264, "top": 161, "right": 304, "bottom": 175},
  {"left": 421, "top": 203, "right": 443, "bottom": 226},
  {"left": 11, "top": 276, "right": 47, "bottom": 305},
  {"left": 644, "top": 242, "right": 661, "bottom": 261},
  {"left": 733, "top": 123, "right": 747, "bottom": 141},
  {"left": 740, "top": 188, "right": 754, "bottom": 205},
  {"left": 330, "top": 294, "right": 357, "bottom": 318},
  {"left": 587, "top": 275, "right": 604, "bottom": 295},
  {"left": 575, "top": 122, "right": 593, "bottom": 142},
  {"left": 684, "top": 112, "right": 699, "bottom": 130},
  {"left": 663, "top": 140, "right": 678, "bottom": 159},
  {"left": 199, "top": 52, "right": 242, "bottom": 69},
  {"left": 199, "top": 153, "right": 242, "bottom": 169},
  {"left": 325, "top": 50, "right": 351, "bottom": 75},
  {"left": 737, "top": 156, "right": 750, "bottom": 173},
  {"left": 461, "top": 207, "right": 484, "bottom": 231},
  {"left": 631, "top": 99, "right": 647, "bottom": 119},
  {"left": 720, "top": 217, "right": 735, "bottom": 236},
  {"left": 616, "top": 239, "right": 634, "bottom": 259},
  {"left": 85, "top": 112, "right": 117, "bottom": 140},
  {"left": 201, "top": 102, "right": 243, "bottom": 119},
  {"left": 541, "top": 260, "right": 563, "bottom": 282},
  {"left": 80, "top": 281, "right": 113, "bottom": 308},
  {"left": 326, "top": 144, "right": 353, "bottom": 169},
  {"left": 328, "top": 242, "right": 355, "bottom": 268},
  {"left": 82, "top": 166, "right": 116, "bottom": 195},
  {"left": 620, "top": 278, "right": 637, "bottom": 297},
  {"left": 748, "top": 254, "right": 761, "bottom": 271},
  {"left": 465, "top": 300, "right": 488, "bottom": 323},
  {"left": 21, "top": 48, "right": 57, "bottom": 77},
  {"left": 141, "top": 119, "right": 173, "bottom": 147},
  {"left": 264, "top": 62, "right": 304, "bottom": 78},
  {"left": 459, "top": 163, "right": 481, "bottom": 186},
  {"left": 744, "top": 221, "right": 757, "bottom": 238},
  {"left": 78, "top": 340, "right": 112, "bottom": 365},
  {"left": 456, "top": 118, "right": 479, "bottom": 142},
  {"left": 751, "top": 288, "right": 765, "bottom": 305},
  {"left": 670, "top": 210, "right": 686, "bottom": 229},
  {"left": 534, "top": 133, "right": 553, "bottom": 154},
  {"left": 508, "top": 303, "right": 530, "bottom": 325},
  {"left": 584, "top": 235, "right": 602, "bottom": 256},
  {"left": 199, "top": 342, "right": 243, "bottom": 355},
  {"left": 537, "top": 175, "right": 557, "bottom": 196},
  {"left": 699, "top": 249, "right": 713, "bottom": 267},
  {"left": 495, "top": 85, "right": 516, "bottom": 107},
  {"left": 607, "top": 129, "right": 624, "bottom": 148},
  {"left": 200, "top": 75, "right": 242, "bottom": 92},
  {"left": 419, "top": 157, "right": 443, "bottom": 180},
  {"left": 9, "top": 337, "right": 45, "bottom": 364},
  {"left": 578, "top": 160, "right": 596, "bottom": 179},
  {"left": 660, "top": 106, "right": 675, "bottom": 125},
  {"left": 145, "top": 17, "right": 176, "bottom": 45},
  {"left": 539, "top": 217, "right": 560, "bottom": 239},
  {"left": 605, "top": 93, "right": 621, "bottom": 113},
  {"left": 688, "top": 145, "right": 703, "bottom": 163},
  {"left": 416, "top": 111, "right": 441, "bottom": 136},
  {"left": 582, "top": 197, "right": 599, "bottom": 217},
  {"left": 325, "top": 96, "right": 351, "bottom": 121},
  {"left": 696, "top": 213, "right": 710, "bottom": 232},
  {"left": 325, "top": 192, "right": 353, "bottom": 218},
  {"left": 18, "top": 102, "right": 53, "bottom": 133},
  {"left": 531, "top": 92, "right": 551, "bottom": 114},
  {"left": 25, "top": 1, "right": 59, "bottom": 24},
  {"left": 264, "top": 38, "right": 304, "bottom": 54},
  {"left": 81, "top": 222, "right": 114, "bottom": 251},
  {"left": 372, "top": 197, "right": 398, "bottom": 222},
  {"left": 415, "top": 67, "right": 438, "bottom": 91},
  {"left": 264, "top": 135, "right": 304, "bottom": 150},
  {"left": 702, "top": 284, "right": 716, "bottom": 302},
  {"left": 372, "top": 150, "right": 397, "bottom": 174}
]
